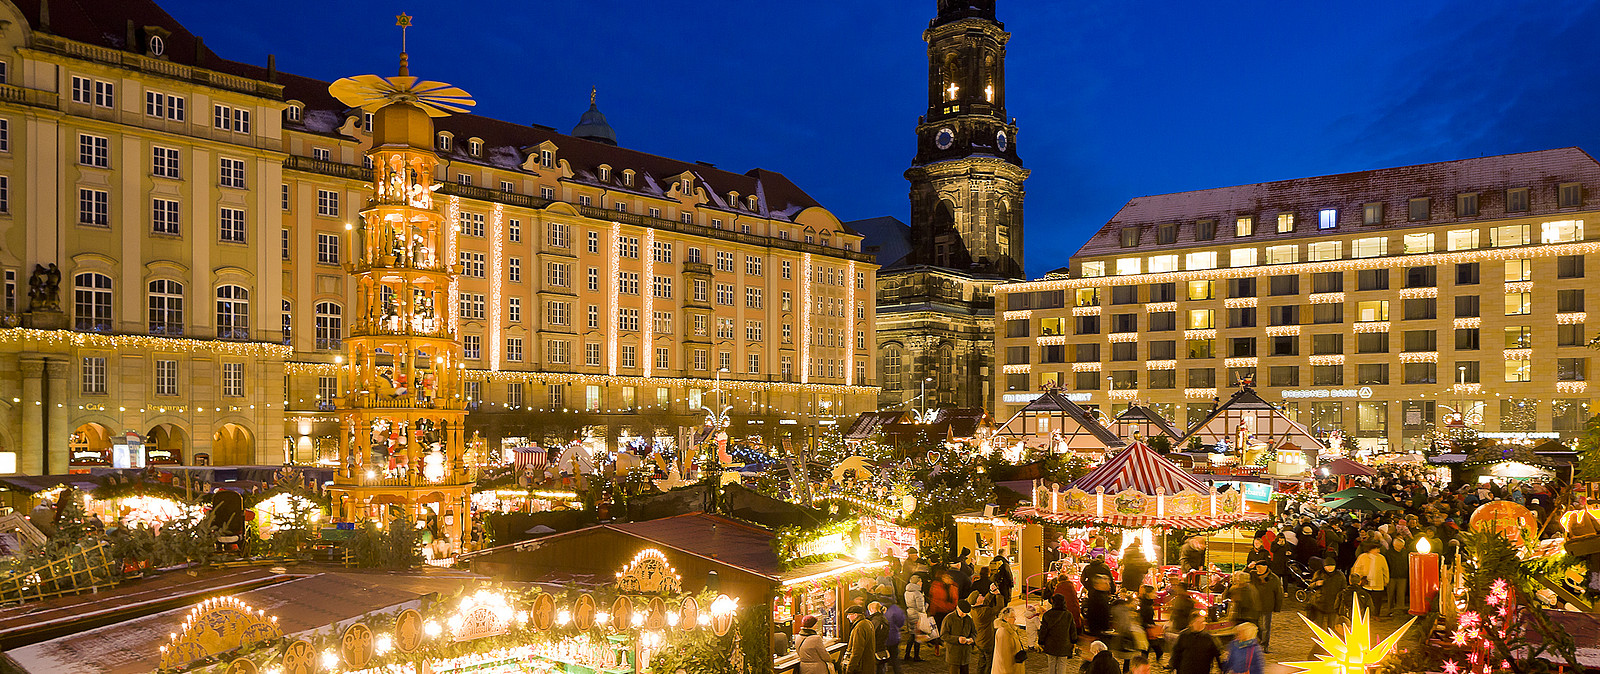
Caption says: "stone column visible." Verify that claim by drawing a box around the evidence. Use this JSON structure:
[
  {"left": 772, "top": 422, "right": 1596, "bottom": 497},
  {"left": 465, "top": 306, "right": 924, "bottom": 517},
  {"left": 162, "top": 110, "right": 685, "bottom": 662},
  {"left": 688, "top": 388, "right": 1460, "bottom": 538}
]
[
  {"left": 45, "top": 359, "right": 69, "bottom": 475},
  {"left": 18, "top": 358, "right": 43, "bottom": 475}
]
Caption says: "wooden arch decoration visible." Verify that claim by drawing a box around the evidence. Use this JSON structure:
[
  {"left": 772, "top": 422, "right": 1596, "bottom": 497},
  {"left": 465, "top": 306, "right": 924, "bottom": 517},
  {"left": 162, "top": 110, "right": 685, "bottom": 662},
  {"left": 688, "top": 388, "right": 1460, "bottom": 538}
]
[{"left": 157, "top": 596, "right": 282, "bottom": 671}]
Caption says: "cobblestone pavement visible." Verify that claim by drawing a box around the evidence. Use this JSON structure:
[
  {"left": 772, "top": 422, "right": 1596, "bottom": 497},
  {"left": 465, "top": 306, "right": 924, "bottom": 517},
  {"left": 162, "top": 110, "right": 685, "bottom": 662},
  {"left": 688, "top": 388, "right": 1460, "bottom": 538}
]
[{"left": 891, "top": 601, "right": 1422, "bottom": 674}]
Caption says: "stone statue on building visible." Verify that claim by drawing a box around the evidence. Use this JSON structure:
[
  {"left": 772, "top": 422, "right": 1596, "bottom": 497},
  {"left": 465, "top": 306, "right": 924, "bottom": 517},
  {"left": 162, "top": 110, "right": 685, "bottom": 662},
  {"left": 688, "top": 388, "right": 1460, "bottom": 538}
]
[{"left": 27, "top": 264, "right": 61, "bottom": 312}]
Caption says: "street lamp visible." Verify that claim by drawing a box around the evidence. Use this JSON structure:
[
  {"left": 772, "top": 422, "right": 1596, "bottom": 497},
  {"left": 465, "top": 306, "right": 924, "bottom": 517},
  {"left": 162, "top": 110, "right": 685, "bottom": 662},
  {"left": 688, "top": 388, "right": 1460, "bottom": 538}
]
[{"left": 915, "top": 376, "right": 936, "bottom": 423}]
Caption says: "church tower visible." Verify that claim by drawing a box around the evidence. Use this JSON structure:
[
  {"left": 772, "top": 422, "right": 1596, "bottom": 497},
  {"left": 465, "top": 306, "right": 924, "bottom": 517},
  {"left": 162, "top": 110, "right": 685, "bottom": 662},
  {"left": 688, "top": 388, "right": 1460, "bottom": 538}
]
[{"left": 906, "top": 0, "right": 1028, "bottom": 278}]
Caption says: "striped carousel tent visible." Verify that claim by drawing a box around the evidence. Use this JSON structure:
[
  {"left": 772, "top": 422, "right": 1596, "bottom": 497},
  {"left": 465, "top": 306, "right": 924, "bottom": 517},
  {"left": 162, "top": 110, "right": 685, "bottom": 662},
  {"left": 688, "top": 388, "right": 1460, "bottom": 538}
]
[{"left": 1069, "top": 441, "right": 1209, "bottom": 495}]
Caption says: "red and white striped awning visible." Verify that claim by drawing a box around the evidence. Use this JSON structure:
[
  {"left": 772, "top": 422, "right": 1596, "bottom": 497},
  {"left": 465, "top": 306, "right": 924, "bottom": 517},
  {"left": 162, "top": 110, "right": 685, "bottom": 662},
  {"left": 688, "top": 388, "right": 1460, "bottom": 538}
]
[
  {"left": 1070, "top": 441, "right": 1210, "bottom": 495},
  {"left": 1013, "top": 506, "right": 1266, "bottom": 530},
  {"left": 512, "top": 447, "right": 548, "bottom": 471}
]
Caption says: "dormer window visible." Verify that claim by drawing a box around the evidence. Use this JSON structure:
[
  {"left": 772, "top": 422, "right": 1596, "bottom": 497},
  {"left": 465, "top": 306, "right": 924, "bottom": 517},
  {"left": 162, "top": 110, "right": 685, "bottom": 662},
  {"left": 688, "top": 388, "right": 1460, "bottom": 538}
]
[
  {"left": 468, "top": 139, "right": 481, "bottom": 156},
  {"left": 747, "top": 195, "right": 757, "bottom": 210},
  {"left": 598, "top": 166, "right": 611, "bottom": 182},
  {"left": 149, "top": 35, "right": 166, "bottom": 57},
  {"left": 362, "top": 113, "right": 372, "bottom": 132},
  {"left": 680, "top": 178, "right": 693, "bottom": 194},
  {"left": 622, "top": 171, "right": 634, "bottom": 187},
  {"left": 540, "top": 149, "right": 554, "bottom": 168},
  {"left": 728, "top": 192, "right": 739, "bottom": 207},
  {"left": 437, "top": 133, "right": 452, "bottom": 152},
  {"left": 286, "top": 104, "right": 302, "bottom": 122}
]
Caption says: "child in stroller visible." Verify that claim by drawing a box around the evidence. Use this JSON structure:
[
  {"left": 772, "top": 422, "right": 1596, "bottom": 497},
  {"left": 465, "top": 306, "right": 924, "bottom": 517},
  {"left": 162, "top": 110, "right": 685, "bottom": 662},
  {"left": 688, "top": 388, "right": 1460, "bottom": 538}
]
[{"left": 1282, "top": 559, "right": 1316, "bottom": 604}]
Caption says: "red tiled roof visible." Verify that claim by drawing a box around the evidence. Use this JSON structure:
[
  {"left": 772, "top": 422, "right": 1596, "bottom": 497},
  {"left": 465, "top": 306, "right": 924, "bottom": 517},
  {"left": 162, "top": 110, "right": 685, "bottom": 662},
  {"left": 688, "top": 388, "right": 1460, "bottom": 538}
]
[
  {"left": 1073, "top": 147, "right": 1600, "bottom": 259},
  {"left": 16, "top": 0, "right": 833, "bottom": 225}
]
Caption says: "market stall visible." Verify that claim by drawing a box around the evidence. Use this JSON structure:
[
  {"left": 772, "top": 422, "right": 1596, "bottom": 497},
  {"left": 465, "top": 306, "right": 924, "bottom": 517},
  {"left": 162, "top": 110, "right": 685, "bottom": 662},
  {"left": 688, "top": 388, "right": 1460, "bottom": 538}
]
[
  {"left": 995, "top": 389, "right": 1125, "bottom": 455},
  {"left": 1112, "top": 404, "right": 1184, "bottom": 444},
  {"left": 1179, "top": 387, "right": 1326, "bottom": 460}
]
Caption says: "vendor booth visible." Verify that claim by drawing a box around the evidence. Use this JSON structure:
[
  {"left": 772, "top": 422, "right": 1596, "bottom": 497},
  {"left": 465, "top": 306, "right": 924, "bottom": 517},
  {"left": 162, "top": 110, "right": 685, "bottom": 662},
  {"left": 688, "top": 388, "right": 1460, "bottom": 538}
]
[
  {"left": 1180, "top": 387, "right": 1326, "bottom": 460},
  {"left": 1112, "top": 404, "right": 1184, "bottom": 445},
  {"left": 996, "top": 389, "right": 1124, "bottom": 455}
]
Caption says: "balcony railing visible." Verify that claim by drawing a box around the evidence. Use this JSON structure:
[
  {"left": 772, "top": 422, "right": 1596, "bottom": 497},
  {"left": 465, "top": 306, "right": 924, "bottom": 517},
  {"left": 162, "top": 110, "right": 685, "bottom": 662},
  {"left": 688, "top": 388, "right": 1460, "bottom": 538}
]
[
  {"left": 0, "top": 83, "right": 57, "bottom": 109},
  {"left": 284, "top": 155, "right": 373, "bottom": 181}
]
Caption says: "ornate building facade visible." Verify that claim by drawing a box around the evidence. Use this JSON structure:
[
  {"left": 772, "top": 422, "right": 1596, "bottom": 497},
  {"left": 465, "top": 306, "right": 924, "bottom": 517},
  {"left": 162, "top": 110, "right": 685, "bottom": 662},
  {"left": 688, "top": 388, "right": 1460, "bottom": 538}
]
[
  {"left": 0, "top": 0, "right": 877, "bottom": 474},
  {"left": 859, "top": 0, "right": 1027, "bottom": 412}
]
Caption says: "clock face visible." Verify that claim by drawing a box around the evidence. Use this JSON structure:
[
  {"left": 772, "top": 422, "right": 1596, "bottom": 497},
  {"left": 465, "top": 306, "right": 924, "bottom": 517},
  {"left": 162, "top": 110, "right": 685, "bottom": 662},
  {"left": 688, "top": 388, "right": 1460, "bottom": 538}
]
[
  {"left": 935, "top": 128, "right": 955, "bottom": 150},
  {"left": 996, "top": 130, "right": 1009, "bottom": 153}
]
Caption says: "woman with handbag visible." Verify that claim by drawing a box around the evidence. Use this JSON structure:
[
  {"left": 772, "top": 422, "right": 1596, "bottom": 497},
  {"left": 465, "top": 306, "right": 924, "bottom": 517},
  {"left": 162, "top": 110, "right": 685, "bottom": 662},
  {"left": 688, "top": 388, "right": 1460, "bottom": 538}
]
[
  {"left": 797, "top": 616, "right": 838, "bottom": 674},
  {"left": 991, "top": 606, "right": 1027, "bottom": 674}
]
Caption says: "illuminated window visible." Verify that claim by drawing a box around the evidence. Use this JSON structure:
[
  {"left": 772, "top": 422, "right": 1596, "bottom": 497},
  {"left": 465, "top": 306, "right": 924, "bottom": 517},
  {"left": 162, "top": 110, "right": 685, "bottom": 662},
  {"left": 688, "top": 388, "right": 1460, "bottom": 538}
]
[
  {"left": 1504, "top": 292, "right": 1531, "bottom": 316},
  {"left": 1541, "top": 219, "right": 1583, "bottom": 243},
  {"left": 1504, "top": 259, "right": 1531, "bottom": 282},
  {"left": 1235, "top": 216, "right": 1254, "bottom": 237},
  {"left": 1115, "top": 257, "right": 1141, "bottom": 275},
  {"left": 1187, "top": 309, "right": 1214, "bottom": 330},
  {"left": 1081, "top": 261, "right": 1106, "bottom": 278},
  {"left": 1184, "top": 251, "right": 1217, "bottom": 270},
  {"left": 1307, "top": 241, "right": 1341, "bottom": 261},
  {"left": 1446, "top": 229, "right": 1479, "bottom": 251},
  {"left": 1362, "top": 202, "right": 1383, "bottom": 225},
  {"left": 1318, "top": 208, "right": 1338, "bottom": 229},
  {"left": 1229, "top": 249, "right": 1257, "bottom": 267},
  {"left": 1403, "top": 232, "right": 1434, "bottom": 254},
  {"left": 1356, "top": 300, "right": 1389, "bottom": 322},
  {"left": 1265, "top": 245, "right": 1298, "bottom": 265},
  {"left": 1351, "top": 237, "right": 1387, "bottom": 258},
  {"left": 1147, "top": 254, "right": 1178, "bottom": 273},
  {"left": 1505, "top": 359, "right": 1531, "bottom": 382},
  {"left": 1276, "top": 213, "right": 1295, "bottom": 233},
  {"left": 1186, "top": 280, "right": 1212, "bottom": 300}
]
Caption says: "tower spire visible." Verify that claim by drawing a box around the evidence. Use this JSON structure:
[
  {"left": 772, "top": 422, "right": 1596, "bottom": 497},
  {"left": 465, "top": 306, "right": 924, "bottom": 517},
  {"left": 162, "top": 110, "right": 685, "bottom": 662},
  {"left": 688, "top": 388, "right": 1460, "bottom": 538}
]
[{"left": 395, "top": 12, "right": 412, "bottom": 76}]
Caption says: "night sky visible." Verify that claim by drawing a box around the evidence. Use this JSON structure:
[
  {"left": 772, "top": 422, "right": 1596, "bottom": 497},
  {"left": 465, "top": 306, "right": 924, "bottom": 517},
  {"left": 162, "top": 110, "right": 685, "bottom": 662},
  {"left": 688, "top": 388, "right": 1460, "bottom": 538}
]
[{"left": 163, "top": 0, "right": 1600, "bottom": 279}]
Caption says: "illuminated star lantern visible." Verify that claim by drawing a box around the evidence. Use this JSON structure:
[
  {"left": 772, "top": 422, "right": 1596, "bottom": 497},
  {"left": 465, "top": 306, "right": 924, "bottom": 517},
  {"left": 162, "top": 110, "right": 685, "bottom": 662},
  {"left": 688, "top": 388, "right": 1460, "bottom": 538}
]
[
  {"left": 1283, "top": 602, "right": 1416, "bottom": 674},
  {"left": 328, "top": 15, "right": 475, "bottom": 118}
]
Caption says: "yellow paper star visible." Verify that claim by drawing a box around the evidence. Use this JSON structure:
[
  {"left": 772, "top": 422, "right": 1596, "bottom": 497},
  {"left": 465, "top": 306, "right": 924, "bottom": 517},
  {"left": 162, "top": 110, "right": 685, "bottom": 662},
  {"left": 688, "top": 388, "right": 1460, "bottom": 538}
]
[{"left": 1283, "top": 602, "right": 1415, "bottom": 674}]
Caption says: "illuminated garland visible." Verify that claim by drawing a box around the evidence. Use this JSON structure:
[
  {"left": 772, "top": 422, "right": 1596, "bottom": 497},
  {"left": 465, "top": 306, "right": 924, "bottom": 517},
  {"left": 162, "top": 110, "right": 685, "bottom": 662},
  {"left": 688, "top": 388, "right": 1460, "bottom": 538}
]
[
  {"left": 461, "top": 369, "right": 876, "bottom": 394},
  {"left": 0, "top": 328, "right": 292, "bottom": 357}
]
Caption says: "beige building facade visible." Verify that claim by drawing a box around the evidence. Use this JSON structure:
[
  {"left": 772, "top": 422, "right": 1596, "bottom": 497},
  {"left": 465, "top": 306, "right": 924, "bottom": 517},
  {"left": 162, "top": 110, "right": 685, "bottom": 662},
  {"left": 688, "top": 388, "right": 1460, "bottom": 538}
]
[
  {"left": 996, "top": 148, "right": 1600, "bottom": 453},
  {"left": 0, "top": 0, "right": 876, "bottom": 475}
]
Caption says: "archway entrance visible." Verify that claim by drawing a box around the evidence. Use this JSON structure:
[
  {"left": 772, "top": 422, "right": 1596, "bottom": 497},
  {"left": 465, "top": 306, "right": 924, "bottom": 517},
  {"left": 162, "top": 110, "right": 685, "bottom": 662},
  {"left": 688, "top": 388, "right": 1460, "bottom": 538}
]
[
  {"left": 211, "top": 424, "right": 255, "bottom": 466},
  {"left": 145, "top": 424, "right": 187, "bottom": 465},
  {"left": 69, "top": 423, "right": 113, "bottom": 473}
]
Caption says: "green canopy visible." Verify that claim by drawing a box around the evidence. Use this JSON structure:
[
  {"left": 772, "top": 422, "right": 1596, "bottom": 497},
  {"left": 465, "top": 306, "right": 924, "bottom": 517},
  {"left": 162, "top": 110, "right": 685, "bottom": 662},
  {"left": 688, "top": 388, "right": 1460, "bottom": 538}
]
[
  {"left": 1325, "top": 496, "right": 1404, "bottom": 512},
  {"left": 1323, "top": 487, "right": 1392, "bottom": 501}
]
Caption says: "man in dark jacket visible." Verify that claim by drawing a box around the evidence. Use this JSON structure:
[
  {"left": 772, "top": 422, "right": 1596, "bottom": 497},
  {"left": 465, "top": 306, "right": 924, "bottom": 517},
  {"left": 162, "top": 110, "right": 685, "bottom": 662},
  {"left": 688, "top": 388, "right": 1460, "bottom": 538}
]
[
  {"left": 1310, "top": 557, "right": 1348, "bottom": 630},
  {"left": 939, "top": 601, "right": 976, "bottom": 674},
  {"left": 884, "top": 599, "right": 906, "bottom": 674},
  {"left": 1248, "top": 562, "right": 1283, "bottom": 651},
  {"left": 968, "top": 592, "right": 997, "bottom": 674},
  {"left": 845, "top": 606, "right": 877, "bottom": 674},
  {"left": 868, "top": 602, "right": 890, "bottom": 674},
  {"left": 1082, "top": 573, "right": 1114, "bottom": 637},
  {"left": 1170, "top": 613, "right": 1222, "bottom": 674},
  {"left": 1037, "top": 593, "right": 1076, "bottom": 671}
]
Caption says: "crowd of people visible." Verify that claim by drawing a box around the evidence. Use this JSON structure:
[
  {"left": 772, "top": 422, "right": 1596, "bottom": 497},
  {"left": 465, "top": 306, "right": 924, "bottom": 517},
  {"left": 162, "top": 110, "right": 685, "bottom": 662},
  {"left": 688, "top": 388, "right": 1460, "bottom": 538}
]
[{"left": 787, "top": 466, "right": 1560, "bottom": 674}]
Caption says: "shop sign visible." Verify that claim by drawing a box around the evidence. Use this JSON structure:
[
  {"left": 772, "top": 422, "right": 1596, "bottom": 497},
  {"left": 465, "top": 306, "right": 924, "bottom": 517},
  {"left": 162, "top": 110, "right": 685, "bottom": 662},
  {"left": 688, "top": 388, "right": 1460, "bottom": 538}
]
[
  {"left": 1479, "top": 432, "right": 1559, "bottom": 440},
  {"left": 795, "top": 531, "right": 850, "bottom": 559},
  {"left": 1002, "top": 392, "right": 1091, "bottom": 404},
  {"left": 1280, "top": 387, "right": 1373, "bottom": 399},
  {"left": 862, "top": 518, "right": 918, "bottom": 557}
]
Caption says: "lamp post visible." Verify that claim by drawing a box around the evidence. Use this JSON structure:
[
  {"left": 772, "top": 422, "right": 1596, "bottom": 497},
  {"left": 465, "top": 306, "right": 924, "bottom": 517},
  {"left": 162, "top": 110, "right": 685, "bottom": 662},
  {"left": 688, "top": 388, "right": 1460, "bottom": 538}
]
[{"left": 916, "top": 376, "right": 935, "bottom": 423}]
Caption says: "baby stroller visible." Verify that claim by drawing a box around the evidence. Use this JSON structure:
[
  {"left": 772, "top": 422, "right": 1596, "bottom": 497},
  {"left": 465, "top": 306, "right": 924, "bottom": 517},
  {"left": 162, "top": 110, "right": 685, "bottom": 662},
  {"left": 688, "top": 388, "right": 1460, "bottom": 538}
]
[{"left": 1283, "top": 560, "right": 1315, "bottom": 604}]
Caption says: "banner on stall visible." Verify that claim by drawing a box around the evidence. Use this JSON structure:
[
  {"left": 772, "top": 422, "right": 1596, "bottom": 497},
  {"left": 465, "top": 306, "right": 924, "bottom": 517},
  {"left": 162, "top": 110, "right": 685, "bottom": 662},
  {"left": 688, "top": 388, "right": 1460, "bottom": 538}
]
[{"left": 863, "top": 518, "right": 918, "bottom": 557}]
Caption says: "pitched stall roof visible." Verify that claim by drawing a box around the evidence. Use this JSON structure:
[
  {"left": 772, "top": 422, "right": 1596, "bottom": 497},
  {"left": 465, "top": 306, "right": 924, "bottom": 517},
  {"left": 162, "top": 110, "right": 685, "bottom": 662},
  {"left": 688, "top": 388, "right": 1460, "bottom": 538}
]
[
  {"left": 844, "top": 411, "right": 909, "bottom": 440},
  {"left": 1113, "top": 404, "right": 1184, "bottom": 441},
  {"left": 592, "top": 512, "right": 783, "bottom": 579},
  {"left": 1068, "top": 441, "right": 1210, "bottom": 495},
  {"left": 1179, "top": 388, "right": 1327, "bottom": 451},
  {"left": 18, "top": 0, "right": 847, "bottom": 232},
  {"left": 1073, "top": 147, "right": 1600, "bottom": 259},
  {"left": 996, "top": 390, "right": 1124, "bottom": 450}
]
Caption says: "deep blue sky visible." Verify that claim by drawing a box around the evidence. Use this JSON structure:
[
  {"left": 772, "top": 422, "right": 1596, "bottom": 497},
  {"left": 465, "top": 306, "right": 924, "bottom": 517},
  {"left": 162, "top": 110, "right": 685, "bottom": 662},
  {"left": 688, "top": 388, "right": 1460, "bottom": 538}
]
[{"left": 165, "top": 0, "right": 1600, "bottom": 279}]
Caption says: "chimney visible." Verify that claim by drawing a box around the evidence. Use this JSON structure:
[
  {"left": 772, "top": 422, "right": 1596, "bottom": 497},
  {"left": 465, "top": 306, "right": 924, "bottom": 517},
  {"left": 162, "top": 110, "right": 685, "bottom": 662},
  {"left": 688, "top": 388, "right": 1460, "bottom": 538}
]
[
  {"left": 267, "top": 54, "right": 277, "bottom": 83},
  {"left": 194, "top": 36, "right": 205, "bottom": 67},
  {"left": 126, "top": 20, "right": 135, "bottom": 51},
  {"left": 37, "top": 0, "right": 49, "bottom": 32}
]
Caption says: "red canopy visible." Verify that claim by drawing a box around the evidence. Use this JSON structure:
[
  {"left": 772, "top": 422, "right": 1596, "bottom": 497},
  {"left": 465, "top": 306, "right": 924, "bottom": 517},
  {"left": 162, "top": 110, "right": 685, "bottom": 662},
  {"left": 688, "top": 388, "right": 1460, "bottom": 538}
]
[
  {"left": 1320, "top": 457, "right": 1376, "bottom": 477},
  {"left": 1070, "top": 441, "right": 1210, "bottom": 495}
]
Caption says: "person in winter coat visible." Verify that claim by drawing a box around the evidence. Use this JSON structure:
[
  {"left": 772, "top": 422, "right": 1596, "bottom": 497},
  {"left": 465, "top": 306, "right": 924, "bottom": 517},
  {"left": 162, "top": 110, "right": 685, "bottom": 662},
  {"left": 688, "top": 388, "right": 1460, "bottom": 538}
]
[
  {"left": 991, "top": 606, "right": 1027, "bottom": 674},
  {"left": 1082, "top": 574, "right": 1114, "bottom": 637},
  {"left": 1163, "top": 581, "right": 1197, "bottom": 656},
  {"left": 868, "top": 602, "right": 892, "bottom": 674},
  {"left": 1179, "top": 536, "right": 1207, "bottom": 574},
  {"left": 885, "top": 599, "right": 907, "bottom": 674},
  {"left": 1081, "top": 641, "right": 1120, "bottom": 674},
  {"left": 796, "top": 616, "right": 836, "bottom": 674},
  {"left": 1247, "top": 562, "right": 1282, "bottom": 652},
  {"left": 1269, "top": 531, "right": 1293, "bottom": 578},
  {"left": 1037, "top": 594, "right": 1077, "bottom": 674},
  {"left": 1082, "top": 555, "right": 1114, "bottom": 587},
  {"left": 990, "top": 556, "right": 1016, "bottom": 604},
  {"left": 1051, "top": 573, "right": 1084, "bottom": 633},
  {"left": 929, "top": 572, "right": 960, "bottom": 656},
  {"left": 1225, "top": 571, "right": 1259, "bottom": 626},
  {"left": 904, "top": 577, "right": 928, "bottom": 661},
  {"left": 1309, "top": 557, "right": 1348, "bottom": 629},
  {"left": 1294, "top": 526, "right": 1323, "bottom": 564},
  {"left": 1350, "top": 542, "right": 1390, "bottom": 615},
  {"left": 845, "top": 607, "right": 877, "bottom": 674},
  {"left": 969, "top": 592, "right": 999, "bottom": 674},
  {"left": 1137, "top": 584, "right": 1163, "bottom": 665},
  {"left": 1381, "top": 538, "right": 1409, "bottom": 617},
  {"left": 940, "top": 601, "right": 976, "bottom": 674},
  {"left": 1246, "top": 534, "right": 1272, "bottom": 568},
  {"left": 1120, "top": 545, "right": 1151, "bottom": 593},
  {"left": 1170, "top": 614, "right": 1224, "bottom": 674},
  {"left": 1225, "top": 621, "right": 1264, "bottom": 674}
]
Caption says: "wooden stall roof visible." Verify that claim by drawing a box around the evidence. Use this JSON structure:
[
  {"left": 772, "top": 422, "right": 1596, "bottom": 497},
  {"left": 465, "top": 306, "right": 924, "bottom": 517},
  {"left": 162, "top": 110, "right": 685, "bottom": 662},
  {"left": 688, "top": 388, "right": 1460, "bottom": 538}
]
[
  {"left": 608, "top": 513, "right": 782, "bottom": 578},
  {"left": 4, "top": 571, "right": 476, "bottom": 674}
]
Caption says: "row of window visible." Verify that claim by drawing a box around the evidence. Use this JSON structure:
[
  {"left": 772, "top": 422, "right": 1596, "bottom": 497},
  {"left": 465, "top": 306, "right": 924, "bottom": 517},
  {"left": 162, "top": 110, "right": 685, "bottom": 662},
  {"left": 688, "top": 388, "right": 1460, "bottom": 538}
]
[
  {"left": 1100, "top": 221, "right": 1583, "bottom": 276},
  {"left": 1006, "top": 356, "right": 1586, "bottom": 394},
  {"left": 72, "top": 272, "right": 341, "bottom": 348},
  {"left": 1116, "top": 186, "right": 1583, "bottom": 249},
  {"left": 1014, "top": 258, "right": 1587, "bottom": 311},
  {"left": 77, "top": 189, "right": 248, "bottom": 241},
  {"left": 69, "top": 77, "right": 257, "bottom": 135},
  {"left": 80, "top": 356, "right": 244, "bottom": 397}
]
